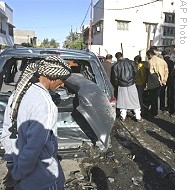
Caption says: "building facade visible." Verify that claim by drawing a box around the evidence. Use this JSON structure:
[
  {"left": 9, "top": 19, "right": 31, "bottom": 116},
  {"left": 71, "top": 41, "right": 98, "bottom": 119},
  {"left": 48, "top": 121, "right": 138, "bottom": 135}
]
[
  {"left": 14, "top": 29, "right": 37, "bottom": 46},
  {"left": 0, "top": 1, "right": 14, "bottom": 49},
  {"left": 86, "top": 0, "right": 175, "bottom": 61}
]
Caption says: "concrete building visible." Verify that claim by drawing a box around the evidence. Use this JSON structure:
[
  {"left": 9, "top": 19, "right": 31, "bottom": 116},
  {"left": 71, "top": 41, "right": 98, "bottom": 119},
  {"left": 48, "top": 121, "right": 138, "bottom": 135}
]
[
  {"left": 85, "top": 0, "right": 175, "bottom": 61},
  {"left": 14, "top": 29, "right": 37, "bottom": 46},
  {"left": 0, "top": 1, "right": 14, "bottom": 49},
  {"left": 0, "top": 2, "right": 39, "bottom": 48}
]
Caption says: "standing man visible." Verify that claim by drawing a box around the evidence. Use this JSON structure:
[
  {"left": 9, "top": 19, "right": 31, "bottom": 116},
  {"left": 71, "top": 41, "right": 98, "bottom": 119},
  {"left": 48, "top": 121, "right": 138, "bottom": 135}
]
[
  {"left": 149, "top": 46, "right": 164, "bottom": 111},
  {"left": 160, "top": 51, "right": 175, "bottom": 111},
  {"left": 1, "top": 55, "right": 71, "bottom": 190},
  {"left": 111, "top": 52, "right": 143, "bottom": 122},
  {"left": 102, "top": 54, "right": 113, "bottom": 79},
  {"left": 150, "top": 46, "right": 164, "bottom": 59},
  {"left": 134, "top": 55, "right": 148, "bottom": 116},
  {"left": 167, "top": 66, "right": 175, "bottom": 117},
  {"left": 101, "top": 54, "right": 114, "bottom": 95},
  {"left": 146, "top": 49, "right": 168, "bottom": 117}
]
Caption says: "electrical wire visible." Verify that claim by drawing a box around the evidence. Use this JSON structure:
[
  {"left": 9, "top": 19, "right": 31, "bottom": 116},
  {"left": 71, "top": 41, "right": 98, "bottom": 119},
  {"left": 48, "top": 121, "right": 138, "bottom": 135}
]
[
  {"left": 95, "top": 0, "right": 160, "bottom": 11},
  {"left": 80, "top": 3, "right": 90, "bottom": 29}
]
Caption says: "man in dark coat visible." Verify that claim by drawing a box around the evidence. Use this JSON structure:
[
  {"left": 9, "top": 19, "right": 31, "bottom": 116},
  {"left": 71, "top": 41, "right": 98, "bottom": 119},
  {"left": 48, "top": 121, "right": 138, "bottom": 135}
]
[{"left": 111, "top": 52, "right": 143, "bottom": 122}]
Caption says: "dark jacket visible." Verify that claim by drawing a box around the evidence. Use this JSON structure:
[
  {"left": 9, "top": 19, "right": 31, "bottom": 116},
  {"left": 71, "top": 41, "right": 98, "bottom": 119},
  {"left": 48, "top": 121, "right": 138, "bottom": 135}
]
[
  {"left": 167, "top": 66, "right": 175, "bottom": 88},
  {"left": 111, "top": 58, "right": 136, "bottom": 87},
  {"left": 164, "top": 56, "right": 175, "bottom": 86}
]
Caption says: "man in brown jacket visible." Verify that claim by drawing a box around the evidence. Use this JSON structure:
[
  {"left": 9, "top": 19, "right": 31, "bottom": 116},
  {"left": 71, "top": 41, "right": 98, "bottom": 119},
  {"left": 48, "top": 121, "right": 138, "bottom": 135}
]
[
  {"left": 146, "top": 48, "right": 168, "bottom": 117},
  {"left": 102, "top": 54, "right": 115, "bottom": 96}
]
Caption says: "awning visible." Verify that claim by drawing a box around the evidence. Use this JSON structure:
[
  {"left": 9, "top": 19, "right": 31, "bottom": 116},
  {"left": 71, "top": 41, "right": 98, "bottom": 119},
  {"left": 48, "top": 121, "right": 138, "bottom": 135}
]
[
  {"left": 6, "top": 36, "right": 14, "bottom": 47},
  {"left": 0, "top": 36, "right": 14, "bottom": 47},
  {"left": 0, "top": 36, "right": 8, "bottom": 46}
]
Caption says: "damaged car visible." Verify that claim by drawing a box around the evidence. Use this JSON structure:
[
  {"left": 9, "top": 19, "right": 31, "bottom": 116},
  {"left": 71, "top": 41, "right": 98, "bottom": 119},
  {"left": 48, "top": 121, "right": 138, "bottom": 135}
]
[{"left": 0, "top": 47, "right": 116, "bottom": 158}]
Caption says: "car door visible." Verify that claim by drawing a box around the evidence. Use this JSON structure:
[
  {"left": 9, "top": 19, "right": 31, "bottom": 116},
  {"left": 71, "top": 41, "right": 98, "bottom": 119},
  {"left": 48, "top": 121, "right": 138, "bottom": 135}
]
[{"left": 50, "top": 73, "right": 116, "bottom": 149}]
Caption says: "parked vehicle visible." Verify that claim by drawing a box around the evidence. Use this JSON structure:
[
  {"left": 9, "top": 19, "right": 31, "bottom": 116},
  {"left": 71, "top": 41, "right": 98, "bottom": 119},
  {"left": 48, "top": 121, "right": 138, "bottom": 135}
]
[{"left": 0, "top": 47, "right": 116, "bottom": 158}]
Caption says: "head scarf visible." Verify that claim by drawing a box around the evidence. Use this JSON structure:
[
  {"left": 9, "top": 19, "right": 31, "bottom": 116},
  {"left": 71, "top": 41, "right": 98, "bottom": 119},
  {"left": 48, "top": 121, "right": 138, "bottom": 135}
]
[
  {"left": 37, "top": 55, "right": 71, "bottom": 81},
  {"left": 9, "top": 55, "right": 71, "bottom": 138}
]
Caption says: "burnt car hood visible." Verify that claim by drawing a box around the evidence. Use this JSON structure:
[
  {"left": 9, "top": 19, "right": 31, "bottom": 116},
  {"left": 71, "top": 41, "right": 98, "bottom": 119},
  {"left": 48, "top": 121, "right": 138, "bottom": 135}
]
[{"left": 64, "top": 74, "right": 116, "bottom": 148}]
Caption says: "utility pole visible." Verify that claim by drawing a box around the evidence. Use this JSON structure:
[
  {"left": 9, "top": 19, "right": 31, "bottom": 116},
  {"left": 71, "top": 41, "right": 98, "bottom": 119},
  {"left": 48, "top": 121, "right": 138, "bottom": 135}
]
[{"left": 88, "top": 0, "right": 93, "bottom": 50}]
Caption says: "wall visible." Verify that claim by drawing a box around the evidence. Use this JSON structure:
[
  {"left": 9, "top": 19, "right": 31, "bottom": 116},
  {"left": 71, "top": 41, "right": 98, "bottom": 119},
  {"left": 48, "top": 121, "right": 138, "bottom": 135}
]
[
  {"left": 14, "top": 29, "right": 36, "bottom": 45},
  {"left": 0, "top": 2, "right": 14, "bottom": 47},
  {"left": 91, "top": 0, "right": 175, "bottom": 61}
]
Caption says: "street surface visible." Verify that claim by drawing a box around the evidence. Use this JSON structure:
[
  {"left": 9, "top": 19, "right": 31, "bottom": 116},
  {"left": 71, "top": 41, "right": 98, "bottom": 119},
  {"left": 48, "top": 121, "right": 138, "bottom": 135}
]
[{"left": 0, "top": 111, "right": 175, "bottom": 190}]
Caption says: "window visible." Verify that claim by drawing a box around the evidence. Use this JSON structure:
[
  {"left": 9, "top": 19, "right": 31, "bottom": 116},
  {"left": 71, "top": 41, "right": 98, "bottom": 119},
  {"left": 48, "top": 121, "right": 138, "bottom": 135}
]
[
  {"left": 164, "top": 13, "right": 175, "bottom": 24},
  {"left": 145, "top": 24, "right": 157, "bottom": 33},
  {"left": 116, "top": 20, "right": 130, "bottom": 31},
  {"left": 163, "top": 26, "right": 175, "bottom": 37},
  {"left": 143, "top": 22, "right": 158, "bottom": 33},
  {"left": 0, "top": 21, "right": 6, "bottom": 35},
  {"left": 8, "top": 25, "right": 13, "bottom": 36},
  {"left": 93, "top": 20, "right": 103, "bottom": 34},
  {"left": 162, "top": 38, "right": 174, "bottom": 46}
]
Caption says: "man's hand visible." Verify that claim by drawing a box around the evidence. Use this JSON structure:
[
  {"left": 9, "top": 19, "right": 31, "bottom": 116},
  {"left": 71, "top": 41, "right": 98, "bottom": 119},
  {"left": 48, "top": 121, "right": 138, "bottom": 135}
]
[
  {"left": 3, "top": 170, "right": 20, "bottom": 188},
  {"left": 161, "top": 80, "right": 166, "bottom": 86},
  {"left": 3, "top": 169, "right": 12, "bottom": 182}
]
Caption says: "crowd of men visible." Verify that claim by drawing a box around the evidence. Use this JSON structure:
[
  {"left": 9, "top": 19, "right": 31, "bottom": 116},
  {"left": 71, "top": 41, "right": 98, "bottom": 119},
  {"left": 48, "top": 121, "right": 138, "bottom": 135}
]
[{"left": 101, "top": 46, "right": 175, "bottom": 122}]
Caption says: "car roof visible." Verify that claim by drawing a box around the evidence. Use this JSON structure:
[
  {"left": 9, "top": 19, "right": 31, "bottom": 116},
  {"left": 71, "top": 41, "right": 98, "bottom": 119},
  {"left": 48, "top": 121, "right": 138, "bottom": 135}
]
[
  {"left": 0, "top": 47, "right": 99, "bottom": 60},
  {"left": 0, "top": 47, "right": 102, "bottom": 72}
]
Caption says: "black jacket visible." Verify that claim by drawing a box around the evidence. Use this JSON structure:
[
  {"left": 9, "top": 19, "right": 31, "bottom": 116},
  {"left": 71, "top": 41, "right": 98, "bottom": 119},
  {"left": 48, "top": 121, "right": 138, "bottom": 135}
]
[{"left": 111, "top": 58, "right": 136, "bottom": 87}]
